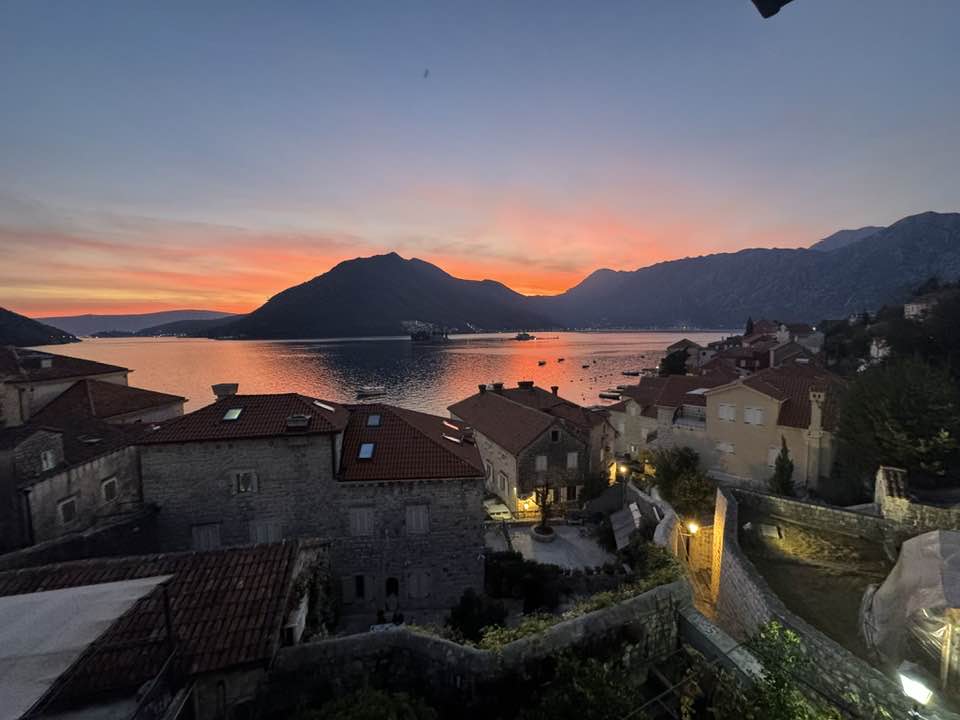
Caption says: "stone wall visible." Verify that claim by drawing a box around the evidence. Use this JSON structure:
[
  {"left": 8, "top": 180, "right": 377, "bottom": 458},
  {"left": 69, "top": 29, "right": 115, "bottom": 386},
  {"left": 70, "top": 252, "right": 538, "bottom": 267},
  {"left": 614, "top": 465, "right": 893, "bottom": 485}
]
[
  {"left": 261, "top": 580, "right": 690, "bottom": 718},
  {"left": 875, "top": 466, "right": 960, "bottom": 541},
  {"left": 710, "top": 487, "right": 940, "bottom": 720},
  {"left": 517, "top": 423, "right": 588, "bottom": 497},
  {"left": 471, "top": 430, "right": 518, "bottom": 510}
]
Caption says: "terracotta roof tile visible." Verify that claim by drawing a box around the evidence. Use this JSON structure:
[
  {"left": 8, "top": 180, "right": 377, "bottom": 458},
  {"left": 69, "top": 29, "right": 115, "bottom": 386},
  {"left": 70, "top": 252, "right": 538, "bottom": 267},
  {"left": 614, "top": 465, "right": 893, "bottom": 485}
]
[
  {"left": 139, "top": 394, "right": 349, "bottom": 444},
  {"left": 0, "top": 346, "right": 128, "bottom": 383},
  {"left": 449, "top": 391, "right": 557, "bottom": 455},
  {"left": 339, "top": 404, "right": 484, "bottom": 481},
  {"left": 32, "top": 379, "right": 185, "bottom": 424},
  {"left": 0, "top": 543, "right": 298, "bottom": 701},
  {"left": 739, "top": 366, "right": 845, "bottom": 429}
]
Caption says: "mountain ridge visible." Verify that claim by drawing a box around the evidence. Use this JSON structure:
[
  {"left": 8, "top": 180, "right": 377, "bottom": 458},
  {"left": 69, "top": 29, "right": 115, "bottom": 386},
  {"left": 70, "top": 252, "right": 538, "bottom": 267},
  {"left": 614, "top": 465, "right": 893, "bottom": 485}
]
[
  {"left": 39, "top": 310, "right": 236, "bottom": 336},
  {"left": 1, "top": 307, "right": 79, "bottom": 346}
]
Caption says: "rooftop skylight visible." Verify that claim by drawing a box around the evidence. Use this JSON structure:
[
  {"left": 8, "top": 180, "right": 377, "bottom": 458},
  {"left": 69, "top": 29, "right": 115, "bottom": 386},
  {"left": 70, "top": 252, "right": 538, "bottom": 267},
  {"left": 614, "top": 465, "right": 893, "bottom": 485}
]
[
  {"left": 367, "top": 414, "right": 381, "bottom": 427},
  {"left": 442, "top": 433, "right": 462, "bottom": 444},
  {"left": 442, "top": 420, "right": 460, "bottom": 431},
  {"left": 358, "top": 442, "right": 375, "bottom": 459},
  {"left": 223, "top": 408, "right": 243, "bottom": 421},
  {"left": 313, "top": 400, "right": 336, "bottom": 412}
]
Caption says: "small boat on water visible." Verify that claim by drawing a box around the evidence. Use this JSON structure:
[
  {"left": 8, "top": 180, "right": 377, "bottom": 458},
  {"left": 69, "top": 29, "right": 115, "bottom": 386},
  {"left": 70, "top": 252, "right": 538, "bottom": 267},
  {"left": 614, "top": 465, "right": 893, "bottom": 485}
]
[
  {"left": 599, "top": 390, "right": 622, "bottom": 400},
  {"left": 557, "top": 357, "right": 565, "bottom": 362},
  {"left": 538, "top": 360, "right": 547, "bottom": 366},
  {"left": 581, "top": 363, "right": 590, "bottom": 369},
  {"left": 356, "top": 385, "right": 387, "bottom": 398},
  {"left": 622, "top": 370, "right": 641, "bottom": 377},
  {"left": 514, "top": 332, "right": 535, "bottom": 341}
]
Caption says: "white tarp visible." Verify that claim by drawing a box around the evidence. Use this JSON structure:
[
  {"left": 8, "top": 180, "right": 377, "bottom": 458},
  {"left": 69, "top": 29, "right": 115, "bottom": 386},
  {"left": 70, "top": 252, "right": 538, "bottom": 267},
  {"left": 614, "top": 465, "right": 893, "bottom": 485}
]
[{"left": 861, "top": 530, "right": 960, "bottom": 667}]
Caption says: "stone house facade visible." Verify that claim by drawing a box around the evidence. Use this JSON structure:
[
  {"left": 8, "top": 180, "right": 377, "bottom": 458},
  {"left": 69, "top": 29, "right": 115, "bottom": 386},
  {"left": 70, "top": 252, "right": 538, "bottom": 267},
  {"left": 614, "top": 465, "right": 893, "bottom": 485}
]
[{"left": 139, "top": 392, "right": 485, "bottom": 616}]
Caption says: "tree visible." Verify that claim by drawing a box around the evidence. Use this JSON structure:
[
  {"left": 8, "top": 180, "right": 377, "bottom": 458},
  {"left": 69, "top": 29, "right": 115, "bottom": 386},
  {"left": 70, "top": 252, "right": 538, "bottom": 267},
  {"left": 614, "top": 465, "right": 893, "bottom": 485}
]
[
  {"left": 659, "top": 348, "right": 688, "bottom": 376},
  {"left": 445, "top": 588, "right": 507, "bottom": 643},
  {"left": 650, "top": 447, "right": 700, "bottom": 501},
  {"left": 671, "top": 469, "right": 717, "bottom": 518},
  {"left": 768, "top": 437, "right": 795, "bottom": 496},
  {"left": 534, "top": 478, "right": 554, "bottom": 531},
  {"left": 834, "top": 359, "right": 960, "bottom": 496},
  {"left": 745, "top": 316, "right": 755, "bottom": 336}
]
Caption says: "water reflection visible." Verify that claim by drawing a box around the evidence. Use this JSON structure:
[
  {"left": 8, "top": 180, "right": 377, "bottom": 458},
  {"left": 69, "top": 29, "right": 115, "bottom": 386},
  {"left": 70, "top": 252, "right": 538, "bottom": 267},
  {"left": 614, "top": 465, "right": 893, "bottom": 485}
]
[{"left": 36, "top": 332, "right": 725, "bottom": 415}]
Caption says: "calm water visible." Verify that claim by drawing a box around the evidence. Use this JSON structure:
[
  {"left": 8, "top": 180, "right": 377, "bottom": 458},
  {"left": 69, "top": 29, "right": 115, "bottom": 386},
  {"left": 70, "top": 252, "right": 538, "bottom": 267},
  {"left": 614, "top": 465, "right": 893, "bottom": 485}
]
[{"left": 35, "top": 332, "right": 725, "bottom": 415}]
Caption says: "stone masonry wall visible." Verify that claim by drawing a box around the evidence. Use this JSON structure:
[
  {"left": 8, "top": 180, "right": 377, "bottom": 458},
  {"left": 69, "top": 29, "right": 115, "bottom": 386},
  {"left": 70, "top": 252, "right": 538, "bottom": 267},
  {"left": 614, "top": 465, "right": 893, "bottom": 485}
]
[
  {"left": 517, "top": 423, "right": 587, "bottom": 497},
  {"left": 141, "top": 435, "right": 338, "bottom": 551},
  {"left": 332, "top": 476, "right": 485, "bottom": 614},
  {"left": 711, "top": 488, "right": 939, "bottom": 720},
  {"left": 875, "top": 466, "right": 960, "bottom": 542},
  {"left": 261, "top": 580, "right": 690, "bottom": 718}
]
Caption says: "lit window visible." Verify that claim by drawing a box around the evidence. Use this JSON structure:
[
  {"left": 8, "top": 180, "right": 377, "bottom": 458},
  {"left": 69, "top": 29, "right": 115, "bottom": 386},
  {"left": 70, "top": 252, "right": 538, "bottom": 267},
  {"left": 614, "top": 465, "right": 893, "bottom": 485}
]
[
  {"left": 367, "top": 414, "right": 381, "bottom": 427},
  {"left": 40, "top": 450, "right": 56, "bottom": 472},
  {"left": 406, "top": 504, "right": 430, "bottom": 534},
  {"left": 234, "top": 470, "right": 259, "bottom": 494},
  {"left": 535, "top": 454, "right": 547, "bottom": 471},
  {"left": 101, "top": 477, "right": 118, "bottom": 502},
  {"left": 566, "top": 452, "right": 578, "bottom": 470},
  {"left": 349, "top": 507, "right": 374, "bottom": 536},
  {"left": 223, "top": 408, "right": 243, "bottom": 421},
  {"left": 358, "top": 442, "right": 375, "bottom": 459},
  {"left": 58, "top": 496, "right": 77, "bottom": 525}
]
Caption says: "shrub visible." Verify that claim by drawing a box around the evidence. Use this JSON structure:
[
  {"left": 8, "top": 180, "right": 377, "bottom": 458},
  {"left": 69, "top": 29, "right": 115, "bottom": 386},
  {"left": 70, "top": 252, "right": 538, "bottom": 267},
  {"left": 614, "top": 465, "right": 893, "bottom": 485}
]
[
  {"left": 445, "top": 588, "right": 507, "bottom": 643},
  {"left": 768, "top": 437, "right": 795, "bottom": 496},
  {"left": 485, "top": 551, "right": 563, "bottom": 612},
  {"left": 650, "top": 447, "right": 700, "bottom": 501}
]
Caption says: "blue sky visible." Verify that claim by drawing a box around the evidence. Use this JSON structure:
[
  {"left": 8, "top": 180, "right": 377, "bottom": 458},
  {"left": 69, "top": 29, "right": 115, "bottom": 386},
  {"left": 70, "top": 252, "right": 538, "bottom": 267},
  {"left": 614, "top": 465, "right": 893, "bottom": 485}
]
[{"left": 1, "top": 1, "right": 958, "bottom": 313}]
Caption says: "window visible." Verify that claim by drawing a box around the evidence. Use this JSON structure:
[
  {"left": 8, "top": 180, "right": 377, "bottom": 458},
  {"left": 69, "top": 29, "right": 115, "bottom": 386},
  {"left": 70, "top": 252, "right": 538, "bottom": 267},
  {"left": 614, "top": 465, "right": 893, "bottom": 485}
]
[
  {"left": 355, "top": 575, "right": 366, "bottom": 599},
  {"left": 717, "top": 403, "right": 736, "bottom": 422},
  {"left": 566, "top": 485, "right": 578, "bottom": 501},
  {"left": 101, "top": 477, "right": 118, "bottom": 502},
  {"left": 250, "top": 520, "right": 282, "bottom": 544},
  {"left": 358, "top": 442, "right": 375, "bottom": 459},
  {"left": 407, "top": 569, "right": 431, "bottom": 599},
  {"left": 566, "top": 451, "right": 578, "bottom": 469},
  {"left": 744, "top": 407, "right": 765, "bottom": 425},
  {"left": 498, "top": 470, "right": 508, "bottom": 492},
  {"left": 233, "top": 470, "right": 259, "bottom": 494},
  {"left": 485, "top": 461, "right": 493, "bottom": 481},
  {"left": 58, "top": 496, "right": 77, "bottom": 525},
  {"left": 535, "top": 454, "right": 547, "bottom": 471},
  {"left": 367, "top": 414, "right": 381, "bottom": 427},
  {"left": 715, "top": 442, "right": 735, "bottom": 455},
  {"left": 550, "top": 429, "right": 560, "bottom": 443},
  {"left": 223, "top": 408, "right": 243, "bottom": 421},
  {"left": 767, "top": 446, "right": 780, "bottom": 468},
  {"left": 191, "top": 523, "right": 221, "bottom": 551},
  {"left": 405, "top": 504, "right": 430, "bottom": 534},
  {"left": 349, "top": 507, "right": 374, "bottom": 536},
  {"left": 40, "top": 450, "right": 56, "bottom": 472}
]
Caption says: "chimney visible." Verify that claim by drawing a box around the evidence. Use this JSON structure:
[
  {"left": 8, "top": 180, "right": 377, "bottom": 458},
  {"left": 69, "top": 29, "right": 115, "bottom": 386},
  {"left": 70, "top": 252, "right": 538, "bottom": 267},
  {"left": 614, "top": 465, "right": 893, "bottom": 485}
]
[
  {"left": 809, "top": 389, "right": 825, "bottom": 431},
  {"left": 478, "top": 384, "right": 486, "bottom": 394},
  {"left": 213, "top": 383, "right": 239, "bottom": 400},
  {"left": 492, "top": 382, "right": 504, "bottom": 393},
  {"left": 551, "top": 385, "right": 559, "bottom": 395},
  {"left": 518, "top": 380, "right": 535, "bottom": 389}
]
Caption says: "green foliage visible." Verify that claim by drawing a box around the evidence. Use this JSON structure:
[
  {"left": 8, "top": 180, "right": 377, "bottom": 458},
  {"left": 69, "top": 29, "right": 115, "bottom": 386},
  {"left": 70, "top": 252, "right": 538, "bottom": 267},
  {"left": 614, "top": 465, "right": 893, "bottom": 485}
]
[
  {"left": 478, "top": 613, "right": 558, "bottom": 649},
  {"left": 835, "top": 359, "right": 960, "bottom": 493},
  {"left": 520, "top": 645, "right": 650, "bottom": 720},
  {"left": 299, "top": 689, "right": 438, "bottom": 720},
  {"left": 593, "top": 515, "right": 617, "bottom": 553},
  {"left": 745, "top": 316, "right": 755, "bottom": 336},
  {"left": 886, "top": 289, "right": 960, "bottom": 382},
  {"left": 617, "top": 535, "right": 678, "bottom": 576},
  {"left": 580, "top": 471, "right": 610, "bottom": 503},
  {"left": 660, "top": 348, "right": 688, "bottom": 376},
  {"left": 484, "top": 551, "right": 562, "bottom": 613},
  {"left": 650, "top": 446, "right": 700, "bottom": 502},
  {"left": 768, "top": 437, "right": 795, "bottom": 496},
  {"left": 445, "top": 588, "right": 507, "bottom": 643}
]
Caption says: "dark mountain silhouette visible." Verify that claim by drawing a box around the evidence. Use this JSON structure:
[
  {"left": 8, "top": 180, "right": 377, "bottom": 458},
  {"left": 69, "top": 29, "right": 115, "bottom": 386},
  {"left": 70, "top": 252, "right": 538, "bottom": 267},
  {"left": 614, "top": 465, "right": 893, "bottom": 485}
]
[
  {"left": 39, "top": 310, "right": 235, "bottom": 336},
  {"left": 532, "top": 211, "right": 960, "bottom": 328},
  {"left": 1, "top": 307, "right": 79, "bottom": 346},
  {"left": 810, "top": 225, "right": 884, "bottom": 252},
  {"left": 138, "top": 315, "right": 242, "bottom": 337},
  {"left": 216, "top": 252, "right": 553, "bottom": 339}
]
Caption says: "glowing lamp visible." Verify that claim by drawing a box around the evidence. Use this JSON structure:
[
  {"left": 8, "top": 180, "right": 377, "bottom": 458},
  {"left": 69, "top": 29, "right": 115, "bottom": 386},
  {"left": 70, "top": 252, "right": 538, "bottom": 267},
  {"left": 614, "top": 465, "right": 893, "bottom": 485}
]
[
  {"left": 618, "top": 464, "right": 629, "bottom": 475},
  {"left": 686, "top": 521, "right": 700, "bottom": 535}
]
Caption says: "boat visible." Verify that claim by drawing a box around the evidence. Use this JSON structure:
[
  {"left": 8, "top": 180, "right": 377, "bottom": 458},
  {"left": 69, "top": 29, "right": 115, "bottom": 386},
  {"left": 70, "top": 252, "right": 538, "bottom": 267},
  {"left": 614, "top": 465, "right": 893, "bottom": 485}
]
[
  {"left": 557, "top": 357, "right": 565, "bottom": 362},
  {"left": 356, "top": 385, "right": 387, "bottom": 398},
  {"left": 581, "top": 364, "right": 590, "bottom": 369},
  {"left": 622, "top": 370, "right": 641, "bottom": 377},
  {"left": 514, "top": 332, "right": 535, "bottom": 341},
  {"left": 538, "top": 360, "right": 547, "bottom": 366},
  {"left": 409, "top": 328, "right": 450, "bottom": 344},
  {"left": 599, "top": 391, "right": 622, "bottom": 400}
]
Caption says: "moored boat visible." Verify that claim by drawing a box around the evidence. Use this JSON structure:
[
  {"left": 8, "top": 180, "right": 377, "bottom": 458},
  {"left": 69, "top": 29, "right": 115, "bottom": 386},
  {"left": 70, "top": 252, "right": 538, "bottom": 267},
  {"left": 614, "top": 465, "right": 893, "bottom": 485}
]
[{"left": 514, "top": 331, "right": 535, "bottom": 341}]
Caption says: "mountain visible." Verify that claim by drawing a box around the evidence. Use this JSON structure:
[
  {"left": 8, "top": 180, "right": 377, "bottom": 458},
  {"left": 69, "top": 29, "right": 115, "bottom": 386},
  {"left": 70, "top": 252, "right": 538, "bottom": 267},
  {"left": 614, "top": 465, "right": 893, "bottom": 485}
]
[
  {"left": 533, "top": 211, "right": 960, "bottom": 328},
  {"left": 38, "top": 310, "right": 236, "bottom": 336},
  {"left": 810, "top": 225, "right": 884, "bottom": 252},
  {"left": 0, "top": 307, "right": 79, "bottom": 346},
  {"left": 138, "top": 315, "right": 243, "bottom": 336},
  {"left": 216, "top": 252, "right": 552, "bottom": 339}
]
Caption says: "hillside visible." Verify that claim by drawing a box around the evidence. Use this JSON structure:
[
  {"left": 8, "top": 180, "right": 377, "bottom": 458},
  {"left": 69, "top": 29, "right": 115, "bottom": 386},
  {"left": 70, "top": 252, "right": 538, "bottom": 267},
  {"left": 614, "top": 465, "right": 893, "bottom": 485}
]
[
  {"left": 216, "top": 252, "right": 553, "bottom": 339},
  {"left": 0, "top": 307, "right": 79, "bottom": 346},
  {"left": 533, "top": 211, "right": 960, "bottom": 328},
  {"left": 810, "top": 226, "right": 884, "bottom": 252},
  {"left": 39, "top": 310, "right": 236, "bottom": 336}
]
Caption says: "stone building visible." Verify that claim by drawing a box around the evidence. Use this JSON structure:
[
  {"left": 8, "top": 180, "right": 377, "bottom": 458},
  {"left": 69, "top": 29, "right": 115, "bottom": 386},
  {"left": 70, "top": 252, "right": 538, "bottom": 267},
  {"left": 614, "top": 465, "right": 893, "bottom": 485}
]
[
  {"left": 139, "top": 391, "right": 485, "bottom": 616},
  {"left": 448, "top": 382, "right": 601, "bottom": 515}
]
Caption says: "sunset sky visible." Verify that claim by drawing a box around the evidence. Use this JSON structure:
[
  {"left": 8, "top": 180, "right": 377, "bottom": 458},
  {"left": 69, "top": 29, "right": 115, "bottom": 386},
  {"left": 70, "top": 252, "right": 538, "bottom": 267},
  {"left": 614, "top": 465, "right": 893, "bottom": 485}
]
[{"left": 2, "top": 1, "right": 959, "bottom": 317}]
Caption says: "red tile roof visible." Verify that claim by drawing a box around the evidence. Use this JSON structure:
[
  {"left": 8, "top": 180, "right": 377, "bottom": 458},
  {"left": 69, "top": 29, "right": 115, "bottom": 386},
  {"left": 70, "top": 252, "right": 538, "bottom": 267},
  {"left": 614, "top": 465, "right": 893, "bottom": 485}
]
[
  {"left": 32, "top": 379, "right": 184, "bottom": 424},
  {"left": 139, "top": 394, "right": 349, "bottom": 444},
  {"left": 449, "top": 390, "right": 558, "bottom": 455},
  {"left": 0, "top": 542, "right": 300, "bottom": 700},
  {"left": 339, "top": 404, "right": 484, "bottom": 482},
  {"left": 0, "top": 346, "right": 128, "bottom": 383},
  {"left": 498, "top": 385, "right": 606, "bottom": 432},
  {"left": 621, "top": 374, "right": 726, "bottom": 409},
  {"left": 724, "top": 366, "right": 845, "bottom": 429}
]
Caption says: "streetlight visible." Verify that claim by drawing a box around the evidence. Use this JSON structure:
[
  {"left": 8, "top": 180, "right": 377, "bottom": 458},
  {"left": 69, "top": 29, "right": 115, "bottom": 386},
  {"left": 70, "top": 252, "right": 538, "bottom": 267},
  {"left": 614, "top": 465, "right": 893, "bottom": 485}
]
[
  {"left": 618, "top": 464, "right": 629, "bottom": 506},
  {"left": 686, "top": 521, "right": 700, "bottom": 535}
]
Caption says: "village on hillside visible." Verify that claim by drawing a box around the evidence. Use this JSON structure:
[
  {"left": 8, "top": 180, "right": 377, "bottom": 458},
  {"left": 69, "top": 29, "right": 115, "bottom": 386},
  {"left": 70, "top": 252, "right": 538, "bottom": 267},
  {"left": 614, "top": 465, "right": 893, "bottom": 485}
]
[{"left": 3, "top": 281, "right": 960, "bottom": 720}]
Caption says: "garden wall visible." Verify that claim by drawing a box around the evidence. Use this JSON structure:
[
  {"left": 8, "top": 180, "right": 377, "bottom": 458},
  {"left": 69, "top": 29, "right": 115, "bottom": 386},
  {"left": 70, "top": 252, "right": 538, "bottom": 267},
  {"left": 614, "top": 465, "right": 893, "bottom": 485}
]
[
  {"left": 260, "top": 580, "right": 690, "bottom": 718},
  {"left": 711, "top": 488, "right": 955, "bottom": 720}
]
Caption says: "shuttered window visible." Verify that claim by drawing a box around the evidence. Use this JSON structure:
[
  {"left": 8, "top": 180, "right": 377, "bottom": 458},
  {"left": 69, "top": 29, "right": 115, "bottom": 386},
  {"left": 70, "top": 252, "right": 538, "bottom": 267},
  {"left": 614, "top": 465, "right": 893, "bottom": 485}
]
[
  {"left": 191, "top": 523, "right": 221, "bottom": 551},
  {"left": 407, "top": 570, "right": 431, "bottom": 599},
  {"left": 349, "top": 507, "right": 374, "bottom": 536},
  {"left": 405, "top": 505, "right": 429, "bottom": 534},
  {"left": 535, "top": 455, "right": 547, "bottom": 471},
  {"left": 566, "top": 452, "right": 578, "bottom": 469}
]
